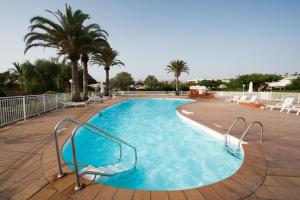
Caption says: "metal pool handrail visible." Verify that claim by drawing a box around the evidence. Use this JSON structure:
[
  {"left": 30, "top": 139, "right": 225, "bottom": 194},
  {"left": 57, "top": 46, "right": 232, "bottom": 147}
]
[
  {"left": 54, "top": 118, "right": 81, "bottom": 178},
  {"left": 84, "top": 121, "right": 137, "bottom": 164},
  {"left": 237, "top": 121, "right": 264, "bottom": 151},
  {"left": 54, "top": 118, "right": 122, "bottom": 178},
  {"left": 54, "top": 118, "right": 137, "bottom": 190},
  {"left": 70, "top": 124, "right": 137, "bottom": 190},
  {"left": 225, "top": 116, "right": 247, "bottom": 147}
]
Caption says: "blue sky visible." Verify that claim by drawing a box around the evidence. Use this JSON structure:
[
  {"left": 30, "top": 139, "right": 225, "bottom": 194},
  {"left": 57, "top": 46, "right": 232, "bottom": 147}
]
[{"left": 0, "top": 0, "right": 299, "bottom": 82}]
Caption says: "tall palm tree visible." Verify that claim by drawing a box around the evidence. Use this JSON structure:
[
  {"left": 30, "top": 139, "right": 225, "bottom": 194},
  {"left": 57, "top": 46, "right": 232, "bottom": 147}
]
[
  {"left": 24, "top": 5, "right": 96, "bottom": 102},
  {"left": 90, "top": 47, "right": 124, "bottom": 96},
  {"left": 80, "top": 26, "right": 108, "bottom": 100},
  {"left": 165, "top": 59, "right": 189, "bottom": 95}
]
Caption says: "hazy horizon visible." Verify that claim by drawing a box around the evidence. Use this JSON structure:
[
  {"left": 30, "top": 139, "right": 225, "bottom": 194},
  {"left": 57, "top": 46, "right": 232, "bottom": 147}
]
[{"left": 0, "top": 0, "right": 299, "bottom": 82}]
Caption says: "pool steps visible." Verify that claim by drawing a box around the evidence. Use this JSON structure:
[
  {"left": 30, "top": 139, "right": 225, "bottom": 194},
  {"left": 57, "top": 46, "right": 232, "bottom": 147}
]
[{"left": 80, "top": 162, "right": 132, "bottom": 181}]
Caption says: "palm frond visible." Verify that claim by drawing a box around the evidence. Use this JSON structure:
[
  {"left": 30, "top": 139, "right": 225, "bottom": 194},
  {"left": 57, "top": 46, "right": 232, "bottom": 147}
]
[
  {"left": 165, "top": 59, "right": 189, "bottom": 77},
  {"left": 90, "top": 46, "right": 124, "bottom": 69}
]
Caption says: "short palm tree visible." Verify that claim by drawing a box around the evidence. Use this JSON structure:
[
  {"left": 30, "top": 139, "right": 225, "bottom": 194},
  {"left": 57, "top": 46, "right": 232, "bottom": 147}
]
[
  {"left": 24, "top": 5, "right": 96, "bottom": 102},
  {"left": 165, "top": 59, "right": 189, "bottom": 95},
  {"left": 90, "top": 47, "right": 124, "bottom": 96},
  {"left": 10, "top": 62, "right": 23, "bottom": 88},
  {"left": 10, "top": 62, "right": 22, "bottom": 75},
  {"left": 80, "top": 25, "right": 108, "bottom": 100}
]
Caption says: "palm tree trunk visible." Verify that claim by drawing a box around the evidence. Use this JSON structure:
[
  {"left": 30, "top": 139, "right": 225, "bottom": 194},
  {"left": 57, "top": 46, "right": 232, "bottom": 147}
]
[
  {"left": 82, "top": 61, "right": 89, "bottom": 101},
  {"left": 175, "top": 76, "right": 179, "bottom": 96},
  {"left": 105, "top": 68, "right": 110, "bottom": 96},
  {"left": 71, "top": 60, "right": 81, "bottom": 102}
]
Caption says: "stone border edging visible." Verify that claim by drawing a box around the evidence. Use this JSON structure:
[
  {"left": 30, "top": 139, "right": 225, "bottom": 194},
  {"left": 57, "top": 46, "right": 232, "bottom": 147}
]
[{"left": 40, "top": 97, "right": 267, "bottom": 200}]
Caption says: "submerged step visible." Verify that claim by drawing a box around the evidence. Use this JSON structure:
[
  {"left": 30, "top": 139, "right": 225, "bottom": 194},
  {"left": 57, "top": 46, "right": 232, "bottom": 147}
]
[{"left": 79, "top": 162, "right": 132, "bottom": 179}]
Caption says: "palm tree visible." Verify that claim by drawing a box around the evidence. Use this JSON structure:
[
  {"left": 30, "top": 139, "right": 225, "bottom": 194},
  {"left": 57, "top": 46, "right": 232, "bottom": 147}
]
[
  {"left": 24, "top": 5, "right": 95, "bottom": 102},
  {"left": 165, "top": 59, "right": 189, "bottom": 95},
  {"left": 10, "top": 62, "right": 24, "bottom": 88},
  {"left": 10, "top": 62, "right": 22, "bottom": 75},
  {"left": 90, "top": 47, "right": 124, "bottom": 96},
  {"left": 80, "top": 26, "right": 108, "bottom": 100}
]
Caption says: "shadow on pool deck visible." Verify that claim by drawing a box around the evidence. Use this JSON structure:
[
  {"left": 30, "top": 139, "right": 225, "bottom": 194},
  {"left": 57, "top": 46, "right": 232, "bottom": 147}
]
[{"left": 0, "top": 96, "right": 299, "bottom": 200}]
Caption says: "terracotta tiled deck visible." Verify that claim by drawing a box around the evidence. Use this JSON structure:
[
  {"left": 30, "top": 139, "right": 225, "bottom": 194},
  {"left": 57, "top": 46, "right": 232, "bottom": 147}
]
[{"left": 0, "top": 97, "right": 299, "bottom": 200}]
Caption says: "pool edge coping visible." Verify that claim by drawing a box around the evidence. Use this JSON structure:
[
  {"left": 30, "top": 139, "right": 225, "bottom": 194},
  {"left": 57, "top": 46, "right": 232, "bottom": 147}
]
[{"left": 41, "top": 97, "right": 267, "bottom": 199}]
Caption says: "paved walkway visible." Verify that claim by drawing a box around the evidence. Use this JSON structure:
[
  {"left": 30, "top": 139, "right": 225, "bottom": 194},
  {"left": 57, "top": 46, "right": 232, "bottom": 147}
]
[
  {"left": 180, "top": 98, "right": 300, "bottom": 199},
  {"left": 0, "top": 98, "right": 126, "bottom": 200},
  {"left": 0, "top": 97, "right": 299, "bottom": 200}
]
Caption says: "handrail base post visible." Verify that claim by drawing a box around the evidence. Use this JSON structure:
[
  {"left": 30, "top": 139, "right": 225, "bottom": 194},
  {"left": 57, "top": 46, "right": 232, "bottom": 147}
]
[
  {"left": 75, "top": 184, "right": 84, "bottom": 191},
  {"left": 57, "top": 172, "right": 66, "bottom": 178}
]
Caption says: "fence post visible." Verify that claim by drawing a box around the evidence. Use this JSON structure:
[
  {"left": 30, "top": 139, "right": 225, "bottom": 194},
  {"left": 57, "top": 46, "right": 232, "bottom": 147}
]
[
  {"left": 43, "top": 95, "right": 46, "bottom": 112},
  {"left": 23, "top": 96, "right": 26, "bottom": 120},
  {"left": 55, "top": 94, "right": 58, "bottom": 109},
  {"left": 0, "top": 100, "right": 2, "bottom": 125},
  {"left": 259, "top": 92, "right": 261, "bottom": 100}
]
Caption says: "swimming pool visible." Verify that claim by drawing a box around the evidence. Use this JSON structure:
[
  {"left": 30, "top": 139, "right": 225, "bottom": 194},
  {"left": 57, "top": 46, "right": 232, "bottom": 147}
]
[{"left": 62, "top": 98, "right": 243, "bottom": 190}]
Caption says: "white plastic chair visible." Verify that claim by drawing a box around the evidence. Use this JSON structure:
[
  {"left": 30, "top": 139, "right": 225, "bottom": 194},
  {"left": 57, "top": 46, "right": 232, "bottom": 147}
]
[
  {"left": 248, "top": 96, "right": 257, "bottom": 103},
  {"left": 237, "top": 95, "right": 247, "bottom": 104}
]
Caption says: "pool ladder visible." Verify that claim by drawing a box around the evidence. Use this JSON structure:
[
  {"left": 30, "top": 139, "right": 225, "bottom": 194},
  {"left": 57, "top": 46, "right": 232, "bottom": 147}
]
[
  {"left": 54, "top": 118, "right": 137, "bottom": 190},
  {"left": 225, "top": 116, "right": 264, "bottom": 152}
]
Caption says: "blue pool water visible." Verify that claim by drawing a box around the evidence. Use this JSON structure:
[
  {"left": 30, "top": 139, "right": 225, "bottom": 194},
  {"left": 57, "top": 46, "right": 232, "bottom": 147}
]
[{"left": 62, "top": 98, "right": 243, "bottom": 190}]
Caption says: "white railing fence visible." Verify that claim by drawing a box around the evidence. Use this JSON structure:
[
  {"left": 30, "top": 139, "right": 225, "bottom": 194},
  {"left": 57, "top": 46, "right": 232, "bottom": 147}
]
[
  {"left": 115, "top": 90, "right": 300, "bottom": 104},
  {"left": 0, "top": 93, "right": 71, "bottom": 127},
  {"left": 214, "top": 91, "right": 300, "bottom": 104},
  {"left": 115, "top": 91, "right": 189, "bottom": 96},
  {"left": 2, "top": 91, "right": 299, "bottom": 127}
]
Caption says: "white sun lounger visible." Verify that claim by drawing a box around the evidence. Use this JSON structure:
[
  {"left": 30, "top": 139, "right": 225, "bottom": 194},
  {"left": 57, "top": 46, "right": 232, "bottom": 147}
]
[
  {"left": 102, "top": 94, "right": 116, "bottom": 101},
  {"left": 225, "top": 95, "right": 240, "bottom": 103},
  {"left": 285, "top": 106, "right": 300, "bottom": 115},
  {"left": 265, "top": 97, "right": 294, "bottom": 112},
  {"left": 89, "top": 95, "right": 103, "bottom": 102},
  {"left": 61, "top": 99, "right": 91, "bottom": 108}
]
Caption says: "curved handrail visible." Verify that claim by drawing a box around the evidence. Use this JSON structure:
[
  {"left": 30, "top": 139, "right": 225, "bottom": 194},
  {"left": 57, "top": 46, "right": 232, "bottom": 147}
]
[
  {"left": 70, "top": 124, "right": 137, "bottom": 190},
  {"left": 70, "top": 125, "right": 84, "bottom": 190},
  {"left": 237, "top": 121, "right": 263, "bottom": 151},
  {"left": 225, "top": 117, "right": 247, "bottom": 147},
  {"left": 54, "top": 118, "right": 82, "bottom": 178},
  {"left": 80, "top": 124, "right": 123, "bottom": 160},
  {"left": 84, "top": 122, "right": 137, "bottom": 166},
  {"left": 54, "top": 118, "right": 137, "bottom": 187}
]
